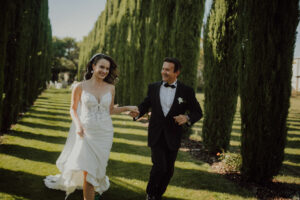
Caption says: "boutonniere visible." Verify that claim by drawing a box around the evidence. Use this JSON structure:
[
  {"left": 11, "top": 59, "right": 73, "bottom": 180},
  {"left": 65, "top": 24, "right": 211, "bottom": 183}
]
[{"left": 178, "top": 97, "right": 184, "bottom": 104}]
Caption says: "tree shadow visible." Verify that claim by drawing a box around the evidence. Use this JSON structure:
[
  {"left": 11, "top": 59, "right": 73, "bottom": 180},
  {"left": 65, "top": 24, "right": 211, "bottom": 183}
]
[
  {"left": 101, "top": 178, "right": 146, "bottom": 200},
  {"left": 102, "top": 177, "right": 183, "bottom": 200},
  {"left": 284, "top": 153, "right": 300, "bottom": 165},
  {"left": 228, "top": 144, "right": 241, "bottom": 152},
  {"left": 287, "top": 133, "right": 300, "bottom": 139},
  {"left": 107, "top": 159, "right": 254, "bottom": 198},
  {"left": 44, "top": 90, "right": 71, "bottom": 94},
  {"left": 38, "top": 97, "right": 49, "bottom": 100},
  {"left": 0, "top": 144, "right": 60, "bottom": 164},
  {"left": 285, "top": 139, "right": 300, "bottom": 149},
  {"left": 0, "top": 168, "right": 68, "bottom": 200},
  {"left": 287, "top": 119, "right": 300, "bottom": 123},
  {"left": 290, "top": 123, "right": 300, "bottom": 127},
  {"left": 34, "top": 105, "right": 70, "bottom": 112},
  {"left": 112, "top": 139, "right": 208, "bottom": 164},
  {"left": 28, "top": 109, "right": 70, "bottom": 117},
  {"left": 24, "top": 114, "right": 71, "bottom": 123},
  {"left": 18, "top": 121, "right": 69, "bottom": 132},
  {"left": 231, "top": 127, "right": 241, "bottom": 134},
  {"left": 111, "top": 115, "right": 135, "bottom": 122},
  {"left": 11, "top": 130, "right": 66, "bottom": 144},
  {"left": 114, "top": 131, "right": 147, "bottom": 142},
  {"left": 288, "top": 127, "right": 300, "bottom": 132},
  {"left": 113, "top": 123, "right": 148, "bottom": 131},
  {"left": 36, "top": 100, "right": 71, "bottom": 106},
  {"left": 280, "top": 163, "right": 300, "bottom": 178},
  {"left": 229, "top": 134, "right": 241, "bottom": 142},
  {"left": 111, "top": 141, "right": 151, "bottom": 158}
]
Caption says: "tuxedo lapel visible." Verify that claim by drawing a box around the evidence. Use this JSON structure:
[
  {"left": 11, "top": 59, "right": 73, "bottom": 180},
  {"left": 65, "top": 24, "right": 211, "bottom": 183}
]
[{"left": 155, "top": 82, "right": 165, "bottom": 118}]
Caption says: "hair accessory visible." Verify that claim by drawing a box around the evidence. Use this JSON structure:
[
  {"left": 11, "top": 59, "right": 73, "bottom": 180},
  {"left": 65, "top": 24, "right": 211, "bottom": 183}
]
[{"left": 89, "top": 53, "right": 106, "bottom": 62}]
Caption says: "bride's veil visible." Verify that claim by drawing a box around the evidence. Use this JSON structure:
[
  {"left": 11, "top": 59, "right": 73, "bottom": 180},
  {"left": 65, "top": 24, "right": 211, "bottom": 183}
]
[{"left": 56, "top": 102, "right": 81, "bottom": 172}]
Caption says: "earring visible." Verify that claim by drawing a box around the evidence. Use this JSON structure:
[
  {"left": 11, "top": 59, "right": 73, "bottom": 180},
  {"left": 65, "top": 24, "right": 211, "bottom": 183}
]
[{"left": 91, "top": 70, "right": 94, "bottom": 73}]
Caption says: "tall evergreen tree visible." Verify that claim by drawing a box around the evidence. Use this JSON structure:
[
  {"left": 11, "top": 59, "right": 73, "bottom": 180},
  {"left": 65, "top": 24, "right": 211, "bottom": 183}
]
[
  {"left": 142, "top": 0, "right": 159, "bottom": 86},
  {"left": 1, "top": 0, "right": 52, "bottom": 132},
  {"left": 78, "top": 0, "right": 205, "bottom": 105},
  {"left": 0, "top": 1, "right": 11, "bottom": 131},
  {"left": 202, "top": 0, "right": 239, "bottom": 154},
  {"left": 172, "top": 0, "right": 205, "bottom": 89},
  {"left": 2, "top": 1, "right": 19, "bottom": 131},
  {"left": 238, "top": 0, "right": 299, "bottom": 182}
]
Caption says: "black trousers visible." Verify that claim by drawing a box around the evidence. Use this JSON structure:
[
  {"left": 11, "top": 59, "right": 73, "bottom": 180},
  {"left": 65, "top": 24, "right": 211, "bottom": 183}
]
[{"left": 146, "top": 133, "right": 179, "bottom": 197}]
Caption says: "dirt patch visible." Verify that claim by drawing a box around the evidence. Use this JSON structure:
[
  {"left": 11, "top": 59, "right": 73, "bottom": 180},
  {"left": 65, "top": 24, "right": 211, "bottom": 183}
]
[{"left": 180, "top": 138, "right": 300, "bottom": 200}]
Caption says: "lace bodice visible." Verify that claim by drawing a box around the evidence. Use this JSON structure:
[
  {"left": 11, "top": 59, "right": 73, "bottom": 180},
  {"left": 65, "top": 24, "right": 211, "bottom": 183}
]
[{"left": 80, "top": 90, "right": 112, "bottom": 124}]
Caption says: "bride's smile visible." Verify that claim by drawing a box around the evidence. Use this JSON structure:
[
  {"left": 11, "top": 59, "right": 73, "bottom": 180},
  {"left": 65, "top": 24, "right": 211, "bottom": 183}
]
[{"left": 93, "top": 58, "right": 110, "bottom": 80}]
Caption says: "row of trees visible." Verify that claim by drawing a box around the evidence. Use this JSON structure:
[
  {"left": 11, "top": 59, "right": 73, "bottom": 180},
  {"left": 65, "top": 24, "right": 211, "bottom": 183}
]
[
  {"left": 203, "top": 0, "right": 299, "bottom": 183},
  {"left": 78, "top": 0, "right": 299, "bottom": 183},
  {"left": 78, "top": 0, "right": 205, "bottom": 105},
  {"left": 0, "top": 0, "right": 52, "bottom": 132}
]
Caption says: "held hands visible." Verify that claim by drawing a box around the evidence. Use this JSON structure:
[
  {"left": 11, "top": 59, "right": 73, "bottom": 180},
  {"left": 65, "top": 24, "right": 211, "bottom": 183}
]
[
  {"left": 174, "top": 115, "right": 189, "bottom": 125},
  {"left": 127, "top": 106, "right": 139, "bottom": 118}
]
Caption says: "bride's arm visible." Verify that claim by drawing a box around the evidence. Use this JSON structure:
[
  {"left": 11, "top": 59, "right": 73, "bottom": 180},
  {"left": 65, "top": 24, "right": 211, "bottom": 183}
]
[
  {"left": 109, "top": 86, "right": 138, "bottom": 115},
  {"left": 70, "top": 83, "right": 84, "bottom": 136}
]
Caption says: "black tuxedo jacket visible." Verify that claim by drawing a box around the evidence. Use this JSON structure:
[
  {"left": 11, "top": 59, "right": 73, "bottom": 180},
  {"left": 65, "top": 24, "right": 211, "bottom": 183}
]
[{"left": 137, "top": 81, "right": 202, "bottom": 150}]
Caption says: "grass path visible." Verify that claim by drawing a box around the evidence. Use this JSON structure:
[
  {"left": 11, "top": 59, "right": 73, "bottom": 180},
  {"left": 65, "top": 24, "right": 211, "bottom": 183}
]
[
  {"left": 0, "top": 88, "right": 299, "bottom": 199},
  {"left": 192, "top": 93, "right": 300, "bottom": 187}
]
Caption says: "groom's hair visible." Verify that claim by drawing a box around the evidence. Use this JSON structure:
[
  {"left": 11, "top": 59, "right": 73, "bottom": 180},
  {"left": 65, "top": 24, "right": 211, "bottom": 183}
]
[{"left": 163, "top": 57, "right": 182, "bottom": 72}]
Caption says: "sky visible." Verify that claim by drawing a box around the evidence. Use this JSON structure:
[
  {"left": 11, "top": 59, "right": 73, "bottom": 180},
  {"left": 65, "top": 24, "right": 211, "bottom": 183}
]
[
  {"left": 49, "top": 0, "right": 300, "bottom": 58},
  {"left": 49, "top": 0, "right": 106, "bottom": 41}
]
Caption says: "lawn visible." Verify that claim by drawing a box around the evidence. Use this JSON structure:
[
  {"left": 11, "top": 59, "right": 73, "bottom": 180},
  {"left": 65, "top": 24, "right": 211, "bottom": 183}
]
[
  {"left": 191, "top": 93, "right": 300, "bottom": 186},
  {"left": 0, "top": 88, "right": 299, "bottom": 200}
]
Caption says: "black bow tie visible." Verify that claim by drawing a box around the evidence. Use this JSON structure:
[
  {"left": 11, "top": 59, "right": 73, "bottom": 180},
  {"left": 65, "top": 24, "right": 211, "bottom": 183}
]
[{"left": 164, "top": 83, "right": 176, "bottom": 89}]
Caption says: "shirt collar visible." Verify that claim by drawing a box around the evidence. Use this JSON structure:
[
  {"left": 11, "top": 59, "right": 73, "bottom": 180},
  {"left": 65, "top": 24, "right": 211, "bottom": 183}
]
[{"left": 162, "top": 79, "right": 177, "bottom": 87}]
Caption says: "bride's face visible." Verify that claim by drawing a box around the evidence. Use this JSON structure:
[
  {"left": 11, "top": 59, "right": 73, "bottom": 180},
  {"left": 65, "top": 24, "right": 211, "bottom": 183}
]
[{"left": 92, "top": 58, "right": 110, "bottom": 80}]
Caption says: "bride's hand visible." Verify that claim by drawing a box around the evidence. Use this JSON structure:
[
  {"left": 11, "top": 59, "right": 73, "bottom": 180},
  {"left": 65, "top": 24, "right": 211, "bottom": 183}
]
[
  {"left": 76, "top": 126, "right": 84, "bottom": 138},
  {"left": 126, "top": 106, "right": 139, "bottom": 113}
]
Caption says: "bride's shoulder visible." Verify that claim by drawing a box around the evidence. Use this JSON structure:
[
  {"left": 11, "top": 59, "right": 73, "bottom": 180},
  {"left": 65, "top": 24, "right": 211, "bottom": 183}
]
[
  {"left": 71, "top": 81, "right": 84, "bottom": 92},
  {"left": 106, "top": 83, "right": 115, "bottom": 93}
]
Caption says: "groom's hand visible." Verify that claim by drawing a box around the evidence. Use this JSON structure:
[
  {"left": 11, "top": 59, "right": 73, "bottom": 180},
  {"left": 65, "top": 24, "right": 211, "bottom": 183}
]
[
  {"left": 129, "top": 110, "right": 139, "bottom": 118},
  {"left": 174, "top": 115, "right": 189, "bottom": 125}
]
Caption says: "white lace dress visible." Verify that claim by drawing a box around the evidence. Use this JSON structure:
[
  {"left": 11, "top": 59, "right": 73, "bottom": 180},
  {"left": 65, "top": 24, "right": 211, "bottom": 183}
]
[{"left": 44, "top": 90, "right": 114, "bottom": 198}]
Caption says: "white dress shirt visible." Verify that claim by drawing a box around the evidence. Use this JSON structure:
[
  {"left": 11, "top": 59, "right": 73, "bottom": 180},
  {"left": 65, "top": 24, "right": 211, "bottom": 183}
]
[{"left": 160, "top": 80, "right": 177, "bottom": 116}]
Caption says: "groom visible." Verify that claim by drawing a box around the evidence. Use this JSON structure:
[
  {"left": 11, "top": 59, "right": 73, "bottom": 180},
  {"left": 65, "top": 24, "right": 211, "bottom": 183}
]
[{"left": 131, "top": 57, "right": 203, "bottom": 200}]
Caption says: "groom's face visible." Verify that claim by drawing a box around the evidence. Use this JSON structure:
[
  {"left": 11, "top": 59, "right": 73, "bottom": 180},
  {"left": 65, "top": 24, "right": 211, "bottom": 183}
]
[{"left": 161, "top": 62, "right": 179, "bottom": 84}]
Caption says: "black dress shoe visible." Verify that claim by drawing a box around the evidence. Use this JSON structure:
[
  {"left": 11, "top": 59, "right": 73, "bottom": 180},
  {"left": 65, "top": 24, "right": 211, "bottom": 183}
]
[
  {"left": 146, "top": 194, "right": 162, "bottom": 200},
  {"left": 146, "top": 194, "right": 155, "bottom": 200}
]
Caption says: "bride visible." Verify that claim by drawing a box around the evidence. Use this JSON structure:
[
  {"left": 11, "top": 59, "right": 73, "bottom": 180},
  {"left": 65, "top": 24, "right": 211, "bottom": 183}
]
[{"left": 44, "top": 53, "right": 138, "bottom": 200}]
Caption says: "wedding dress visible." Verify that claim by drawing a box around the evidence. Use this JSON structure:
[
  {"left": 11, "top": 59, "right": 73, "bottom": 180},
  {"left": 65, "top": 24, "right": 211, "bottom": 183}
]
[{"left": 44, "top": 90, "right": 114, "bottom": 198}]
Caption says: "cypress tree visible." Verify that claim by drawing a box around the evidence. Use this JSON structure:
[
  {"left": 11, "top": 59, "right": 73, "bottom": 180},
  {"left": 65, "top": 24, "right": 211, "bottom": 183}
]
[
  {"left": 0, "top": 1, "right": 11, "bottom": 131},
  {"left": 152, "top": 0, "right": 176, "bottom": 82},
  {"left": 142, "top": 0, "right": 159, "bottom": 85},
  {"left": 2, "top": 1, "right": 19, "bottom": 131},
  {"left": 78, "top": 0, "right": 205, "bottom": 105},
  {"left": 1, "top": 0, "right": 52, "bottom": 132},
  {"left": 172, "top": 0, "right": 205, "bottom": 89},
  {"left": 238, "top": 0, "right": 299, "bottom": 182},
  {"left": 202, "top": 0, "right": 239, "bottom": 154}
]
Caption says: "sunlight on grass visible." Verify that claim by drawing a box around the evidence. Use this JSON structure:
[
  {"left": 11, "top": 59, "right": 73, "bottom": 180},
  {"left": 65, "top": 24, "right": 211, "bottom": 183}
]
[
  {"left": 0, "top": 154, "right": 58, "bottom": 176},
  {"left": 1, "top": 88, "right": 299, "bottom": 199},
  {"left": 0, "top": 193, "right": 30, "bottom": 200},
  {"left": 192, "top": 93, "right": 300, "bottom": 186}
]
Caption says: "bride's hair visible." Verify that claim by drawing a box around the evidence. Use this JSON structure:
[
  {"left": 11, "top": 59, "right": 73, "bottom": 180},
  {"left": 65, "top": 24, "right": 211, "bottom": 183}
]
[{"left": 84, "top": 53, "right": 119, "bottom": 84}]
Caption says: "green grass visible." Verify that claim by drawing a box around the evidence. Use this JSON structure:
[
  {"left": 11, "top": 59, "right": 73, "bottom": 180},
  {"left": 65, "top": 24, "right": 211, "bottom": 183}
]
[
  {"left": 192, "top": 93, "right": 300, "bottom": 185},
  {"left": 0, "top": 88, "right": 298, "bottom": 199}
]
